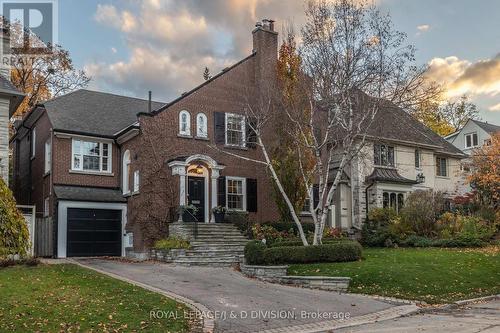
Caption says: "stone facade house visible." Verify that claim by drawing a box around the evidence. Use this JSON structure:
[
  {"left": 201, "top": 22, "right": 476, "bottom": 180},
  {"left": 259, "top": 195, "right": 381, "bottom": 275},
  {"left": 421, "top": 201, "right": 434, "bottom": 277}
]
[{"left": 318, "top": 97, "right": 467, "bottom": 230}]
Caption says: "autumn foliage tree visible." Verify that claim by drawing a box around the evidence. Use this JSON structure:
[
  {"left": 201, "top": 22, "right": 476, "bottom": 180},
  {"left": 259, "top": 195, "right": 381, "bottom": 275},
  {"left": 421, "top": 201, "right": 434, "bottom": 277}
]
[
  {"left": 7, "top": 21, "right": 90, "bottom": 118},
  {"left": 271, "top": 30, "right": 314, "bottom": 220},
  {"left": 469, "top": 132, "right": 500, "bottom": 208}
]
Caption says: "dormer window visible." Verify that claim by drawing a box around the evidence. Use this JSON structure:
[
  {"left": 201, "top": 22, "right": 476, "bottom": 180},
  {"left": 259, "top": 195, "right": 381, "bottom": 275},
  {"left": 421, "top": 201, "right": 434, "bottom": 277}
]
[
  {"left": 374, "top": 143, "right": 394, "bottom": 167},
  {"left": 465, "top": 132, "right": 478, "bottom": 148},
  {"left": 179, "top": 110, "right": 191, "bottom": 136},
  {"left": 196, "top": 113, "right": 208, "bottom": 138}
]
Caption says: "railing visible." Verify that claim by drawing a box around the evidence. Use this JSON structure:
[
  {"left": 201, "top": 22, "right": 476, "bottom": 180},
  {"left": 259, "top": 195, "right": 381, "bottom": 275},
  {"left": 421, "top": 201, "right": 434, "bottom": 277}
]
[{"left": 183, "top": 209, "right": 199, "bottom": 240}]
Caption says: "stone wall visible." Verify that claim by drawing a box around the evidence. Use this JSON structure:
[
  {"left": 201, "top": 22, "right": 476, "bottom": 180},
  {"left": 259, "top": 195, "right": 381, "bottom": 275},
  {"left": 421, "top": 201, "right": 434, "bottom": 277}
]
[{"left": 240, "top": 264, "right": 288, "bottom": 279}]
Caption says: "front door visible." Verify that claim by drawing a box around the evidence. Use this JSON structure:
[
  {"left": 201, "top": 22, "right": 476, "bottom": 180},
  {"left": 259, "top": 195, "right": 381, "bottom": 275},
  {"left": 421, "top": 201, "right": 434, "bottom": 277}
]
[{"left": 187, "top": 176, "right": 205, "bottom": 222}]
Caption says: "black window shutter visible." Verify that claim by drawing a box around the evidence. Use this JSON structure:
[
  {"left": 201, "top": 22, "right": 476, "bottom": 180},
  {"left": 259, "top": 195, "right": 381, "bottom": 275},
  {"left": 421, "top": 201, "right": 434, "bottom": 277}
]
[
  {"left": 217, "top": 176, "right": 226, "bottom": 207},
  {"left": 246, "top": 178, "right": 258, "bottom": 212},
  {"left": 214, "top": 112, "right": 226, "bottom": 145},
  {"left": 246, "top": 117, "right": 257, "bottom": 148},
  {"left": 313, "top": 185, "right": 320, "bottom": 210}
]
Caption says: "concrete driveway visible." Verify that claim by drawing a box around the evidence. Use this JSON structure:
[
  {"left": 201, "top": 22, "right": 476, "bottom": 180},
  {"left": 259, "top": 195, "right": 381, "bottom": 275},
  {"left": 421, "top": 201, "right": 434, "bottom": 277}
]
[
  {"left": 75, "top": 259, "right": 401, "bottom": 333},
  {"left": 335, "top": 299, "right": 500, "bottom": 333}
]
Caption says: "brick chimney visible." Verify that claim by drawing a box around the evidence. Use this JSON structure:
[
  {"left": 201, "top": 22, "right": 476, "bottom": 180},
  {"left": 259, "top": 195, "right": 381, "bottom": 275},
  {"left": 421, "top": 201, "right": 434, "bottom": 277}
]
[{"left": 252, "top": 19, "right": 278, "bottom": 92}]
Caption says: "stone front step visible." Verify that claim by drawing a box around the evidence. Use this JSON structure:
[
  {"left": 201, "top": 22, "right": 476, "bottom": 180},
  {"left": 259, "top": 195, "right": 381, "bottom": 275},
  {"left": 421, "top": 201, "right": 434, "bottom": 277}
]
[{"left": 168, "top": 222, "right": 249, "bottom": 267}]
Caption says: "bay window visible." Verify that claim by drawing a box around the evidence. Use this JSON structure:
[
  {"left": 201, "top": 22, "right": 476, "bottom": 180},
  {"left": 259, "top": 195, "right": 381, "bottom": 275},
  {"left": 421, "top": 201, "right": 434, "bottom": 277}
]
[{"left": 72, "top": 139, "right": 112, "bottom": 173}]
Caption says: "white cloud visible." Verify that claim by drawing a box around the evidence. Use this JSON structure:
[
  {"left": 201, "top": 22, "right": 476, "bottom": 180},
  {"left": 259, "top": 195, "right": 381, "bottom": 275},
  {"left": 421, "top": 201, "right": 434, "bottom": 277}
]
[
  {"left": 417, "top": 24, "right": 430, "bottom": 32},
  {"left": 111, "top": 47, "right": 117, "bottom": 54},
  {"left": 425, "top": 55, "right": 500, "bottom": 99},
  {"left": 489, "top": 102, "right": 500, "bottom": 112}
]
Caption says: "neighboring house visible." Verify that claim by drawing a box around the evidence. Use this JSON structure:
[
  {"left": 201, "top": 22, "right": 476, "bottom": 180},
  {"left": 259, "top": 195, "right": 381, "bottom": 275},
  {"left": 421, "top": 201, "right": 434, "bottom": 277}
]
[
  {"left": 0, "top": 27, "right": 25, "bottom": 185},
  {"left": 444, "top": 119, "right": 500, "bottom": 194},
  {"left": 445, "top": 119, "right": 500, "bottom": 154},
  {"left": 309, "top": 95, "right": 467, "bottom": 230},
  {"left": 11, "top": 19, "right": 281, "bottom": 258}
]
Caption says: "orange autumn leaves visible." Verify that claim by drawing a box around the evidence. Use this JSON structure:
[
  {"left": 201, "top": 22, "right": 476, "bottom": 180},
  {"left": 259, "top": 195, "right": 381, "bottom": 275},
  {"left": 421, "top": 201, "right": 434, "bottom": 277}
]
[{"left": 469, "top": 132, "right": 500, "bottom": 206}]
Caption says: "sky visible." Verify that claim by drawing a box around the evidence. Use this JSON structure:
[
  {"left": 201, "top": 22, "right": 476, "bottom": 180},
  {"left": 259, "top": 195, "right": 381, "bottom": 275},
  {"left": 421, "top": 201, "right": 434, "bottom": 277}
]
[{"left": 55, "top": 0, "right": 500, "bottom": 124}]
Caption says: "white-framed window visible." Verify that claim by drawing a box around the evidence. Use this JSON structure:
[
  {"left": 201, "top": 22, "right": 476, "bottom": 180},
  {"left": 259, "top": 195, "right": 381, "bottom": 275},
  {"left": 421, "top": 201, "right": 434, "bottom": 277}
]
[
  {"left": 122, "top": 150, "right": 131, "bottom": 194},
  {"left": 226, "top": 176, "right": 246, "bottom": 211},
  {"left": 133, "top": 170, "right": 140, "bottom": 193},
  {"left": 301, "top": 197, "right": 311, "bottom": 214},
  {"left": 72, "top": 139, "right": 112, "bottom": 173},
  {"left": 44, "top": 139, "right": 51, "bottom": 173},
  {"left": 436, "top": 156, "right": 448, "bottom": 177},
  {"left": 465, "top": 132, "right": 478, "bottom": 148},
  {"left": 374, "top": 143, "right": 394, "bottom": 167},
  {"left": 179, "top": 110, "right": 191, "bottom": 136},
  {"left": 225, "top": 113, "right": 246, "bottom": 147},
  {"left": 196, "top": 113, "right": 208, "bottom": 138},
  {"left": 31, "top": 127, "right": 36, "bottom": 158},
  {"left": 43, "top": 197, "right": 50, "bottom": 217}
]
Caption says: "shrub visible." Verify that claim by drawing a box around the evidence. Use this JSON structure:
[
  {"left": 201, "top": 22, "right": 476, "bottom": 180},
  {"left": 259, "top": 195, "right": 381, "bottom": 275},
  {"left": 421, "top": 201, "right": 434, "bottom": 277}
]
[
  {"left": 153, "top": 237, "right": 190, "bottom": 250},
  {"left": 261, "top": 241, "right": 362, "bottom": 265},
  {"left": 244, "top": 240, "right": 267, "bottom": 265},
  {"left": 0, "top": 179, "right": 30, "bottom": 258},
  {"left": 0, "top": 257, "right": 40, "bottom": 268},
  {"left": 437, "top": 213, "right": 495, "bottom": 242},
  {"left": 252, "top": 224, "right": 295, "bottom": 244},
  {"left": 400, "top": 190, "right": 446, "bottom": 236},
  {"left": 400, "top": 235, "right": 435, "bottom": 247},
  {"left": 361, "top": 208, "right": 400, "bottom": 247},
  {"left": 322, "top": 227, "right": 347, "bottom": 239},
  {"left": 261, "top": 221, "right": 316, "bottom": 235},
  {"left": 269, "top": 238, "right": 351, "bottom": 248}
]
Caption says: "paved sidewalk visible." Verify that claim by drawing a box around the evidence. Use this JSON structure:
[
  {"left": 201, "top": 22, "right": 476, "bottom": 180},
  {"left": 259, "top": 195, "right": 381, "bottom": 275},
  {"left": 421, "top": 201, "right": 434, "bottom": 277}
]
[
  {"left": 334, "top": 299, "right": 500, "bottom": 333},
  {"left": 75, "top": 259, "right": 396, "bottom": 333}
]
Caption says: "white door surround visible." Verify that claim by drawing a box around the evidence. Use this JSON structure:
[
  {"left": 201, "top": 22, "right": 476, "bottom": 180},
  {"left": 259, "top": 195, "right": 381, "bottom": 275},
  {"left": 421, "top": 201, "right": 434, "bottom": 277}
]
[{"left": 168, "top": 154, "right": 225, "bottom": 223}]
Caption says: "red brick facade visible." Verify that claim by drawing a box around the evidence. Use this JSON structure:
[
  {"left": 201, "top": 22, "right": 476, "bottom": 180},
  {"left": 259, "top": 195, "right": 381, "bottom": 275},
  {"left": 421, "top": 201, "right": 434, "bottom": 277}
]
[{"left": 11, "top": 22, "right": 282, "bottom": 252}]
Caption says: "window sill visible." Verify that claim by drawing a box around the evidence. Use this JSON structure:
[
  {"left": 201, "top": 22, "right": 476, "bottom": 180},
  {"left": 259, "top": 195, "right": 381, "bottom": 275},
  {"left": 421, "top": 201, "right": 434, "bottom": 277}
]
[
  {"left": 195, "top": 136, "right": 209, "bottom": 141},
  {"left": 224, "top": 144, "right": 248, "bottom": 151},
  {"left": 69, "top": 170, "right": 114, "bottom": 177},
  {"left": 373, "top": 165, "right": 396, "bottom": 169},
  {"left": 43, "top": 171, "right": 51, "bottom": 178},
  {"left": 436, "top": 175, "right": 450, "bottom": 180},
  {"left": 300, "top": 212, "right": 312, "bottom": 216},
  {"left": 177, "top": 133, "right": 192, "bottom": 139}
]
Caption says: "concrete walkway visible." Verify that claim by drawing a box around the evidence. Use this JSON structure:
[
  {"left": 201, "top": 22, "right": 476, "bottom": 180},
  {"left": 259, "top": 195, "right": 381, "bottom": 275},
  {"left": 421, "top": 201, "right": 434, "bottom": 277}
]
[
  {"left": 75, "top": 259, "right": 400, "bottom": 333},
  {"left": 334, "top": 299, "right": 500, "bottom": 333}
]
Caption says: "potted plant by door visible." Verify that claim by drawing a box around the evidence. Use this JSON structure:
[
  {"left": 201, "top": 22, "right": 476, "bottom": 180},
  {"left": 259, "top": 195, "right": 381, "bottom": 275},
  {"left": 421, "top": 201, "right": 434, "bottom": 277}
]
[
  {"left": 212, "top": 206, "right": 227, "bottom": 223},
  {"left": 178, "top": 204, "right": 199, "bottom": 222}
]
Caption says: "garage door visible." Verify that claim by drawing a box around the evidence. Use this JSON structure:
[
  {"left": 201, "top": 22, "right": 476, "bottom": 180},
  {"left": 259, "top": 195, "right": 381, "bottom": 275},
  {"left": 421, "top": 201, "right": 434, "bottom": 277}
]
[{"left": 67, "top": 208, "right": 122, "bottom": 257}]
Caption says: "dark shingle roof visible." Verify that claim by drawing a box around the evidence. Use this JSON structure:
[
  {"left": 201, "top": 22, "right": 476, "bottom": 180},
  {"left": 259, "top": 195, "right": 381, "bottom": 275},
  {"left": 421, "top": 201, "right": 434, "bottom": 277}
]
[
  {"left": 366, "top": 167, "right": 417, "bottom": 184},
  {"left": 0, "top": 74, "right": 21, "bottom": 94},
  {"left": 43, "top": 89, "right": 165, "bottom": 137},
  {"left": 54, "top": 185, "right": 126, "bottom": 203},
  {"left": 472, "top": 119, "right": 500, "bottom": 134},
  {"left": 348, "top": 91, "right": 465, "bottom": 157}
]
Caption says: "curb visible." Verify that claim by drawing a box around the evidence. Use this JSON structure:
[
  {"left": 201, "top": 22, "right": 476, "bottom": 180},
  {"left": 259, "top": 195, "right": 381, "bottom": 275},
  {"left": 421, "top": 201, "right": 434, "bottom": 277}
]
[
  {"left": 420, "top": 294, "right": 500, "bottom": 312},
  {"left": 69, "top": 259, "right": 215, "bottom": 333},
  {"left": 256, "top": 304, "right": 420, "bottom": 333}
]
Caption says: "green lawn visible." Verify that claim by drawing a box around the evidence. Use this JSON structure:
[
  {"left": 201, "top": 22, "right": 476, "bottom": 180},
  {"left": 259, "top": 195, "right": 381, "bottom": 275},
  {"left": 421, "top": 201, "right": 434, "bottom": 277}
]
[
  {"left": 289, "top": 247, "right": 500, "bottom": 304},
  {"left": 0, "top": 264, "right": 191, "bottom": 332}
]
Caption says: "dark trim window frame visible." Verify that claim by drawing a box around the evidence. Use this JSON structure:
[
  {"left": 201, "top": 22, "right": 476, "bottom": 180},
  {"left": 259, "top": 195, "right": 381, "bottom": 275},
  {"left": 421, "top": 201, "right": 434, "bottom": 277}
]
[
  {"left": 436, "top": 156, "right": 448, "bottom": 177},
  {"left": 382, "top": 191, "right": 405, "bottom": 213},
  {"left": 374, "top": 143, "right": 395, "bottom": 167},
  {"left": 414, "top": 149, "right": 421, "bottom": 169}
]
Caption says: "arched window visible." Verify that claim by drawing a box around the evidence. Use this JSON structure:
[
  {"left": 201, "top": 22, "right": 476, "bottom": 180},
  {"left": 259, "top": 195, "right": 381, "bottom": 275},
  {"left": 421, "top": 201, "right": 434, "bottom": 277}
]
[
  {"left": 122, "top": 150, "right": 131, "bottom": 194},
  {"left": 179, "top": 110, "right": 191, "bottom": 135},
  {"left": 196, "top": 113, "right": 208, "bottom": 138}
]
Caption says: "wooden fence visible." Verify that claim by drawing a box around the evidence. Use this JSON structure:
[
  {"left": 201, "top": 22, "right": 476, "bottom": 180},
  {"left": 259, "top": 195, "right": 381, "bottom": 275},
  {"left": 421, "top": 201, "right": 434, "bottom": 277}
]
[{"left": 34, "top": 217, "right": 53, "bottom": 257}]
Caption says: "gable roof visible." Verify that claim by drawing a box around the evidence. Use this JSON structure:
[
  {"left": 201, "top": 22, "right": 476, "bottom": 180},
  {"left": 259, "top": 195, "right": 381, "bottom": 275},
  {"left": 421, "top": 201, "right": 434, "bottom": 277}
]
[
  {"left": 43, "top": 89, "right": 165, "bottom": 137},
  {"left": 357, "top": 94, "right": 465, "bottom": 157},
  {"left": 471, "top": 119, "right": 500, "bottom": 134}
]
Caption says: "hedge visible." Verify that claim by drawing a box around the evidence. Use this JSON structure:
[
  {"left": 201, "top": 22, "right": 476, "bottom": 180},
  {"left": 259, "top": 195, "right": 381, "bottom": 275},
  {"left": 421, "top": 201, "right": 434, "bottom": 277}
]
[
  {"left": 268, "top": 239, "right": 351, "bottom": 248},
  {"left": 262, "top": 221, "right": 316, "bottom": 234},
  {"left": 245, "top": 240, "right": 362, "bottom": 265}
]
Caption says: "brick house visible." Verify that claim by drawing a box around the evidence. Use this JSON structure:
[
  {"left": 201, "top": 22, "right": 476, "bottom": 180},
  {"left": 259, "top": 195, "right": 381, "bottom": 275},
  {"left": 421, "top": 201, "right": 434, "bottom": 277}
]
[{"left": 11, "top": 19, "right": 281, "bottom": 258}]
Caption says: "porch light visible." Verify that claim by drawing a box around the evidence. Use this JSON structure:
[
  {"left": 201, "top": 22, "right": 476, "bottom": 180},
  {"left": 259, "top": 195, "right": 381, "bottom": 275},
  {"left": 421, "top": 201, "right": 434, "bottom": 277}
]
[
  {"left": 416, "top": 173, "right": 425, "bottom": 183},
  {"left": 195, "top": 164, "right": 204, "bottom": 174}
]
